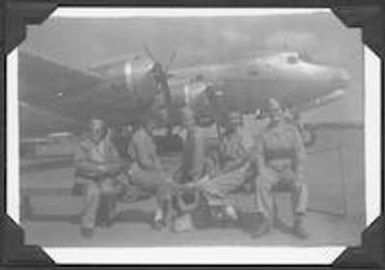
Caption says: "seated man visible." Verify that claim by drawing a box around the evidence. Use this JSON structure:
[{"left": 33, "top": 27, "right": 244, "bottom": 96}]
[
  {"left": 251, "top": 98, "right": 308, "bottom": 239},
  {"left": 126, "top": 116, "right": 171, "bottom": 228},
  {"left": 193, "top": 111, "right": 254, "bottom": 221},
  {"left": 74, "top": 118, "right": 125, "bottom": 238}
]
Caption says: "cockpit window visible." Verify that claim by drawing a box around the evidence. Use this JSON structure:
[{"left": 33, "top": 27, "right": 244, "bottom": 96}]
[{"left": 287, "top": 56, "right": 298, "bottom": 64}]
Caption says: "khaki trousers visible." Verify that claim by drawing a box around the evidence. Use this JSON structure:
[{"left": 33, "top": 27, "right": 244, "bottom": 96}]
[
  {"left": 81, "top": 177, "right": 117, "bottom": 229},
  {"left": 254, "top": 166, "right": 307, "bottom": 223}
]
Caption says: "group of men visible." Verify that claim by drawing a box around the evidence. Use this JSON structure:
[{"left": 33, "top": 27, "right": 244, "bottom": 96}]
[{"left": 74, "top": 98, "right": 309, "bottom": 240}]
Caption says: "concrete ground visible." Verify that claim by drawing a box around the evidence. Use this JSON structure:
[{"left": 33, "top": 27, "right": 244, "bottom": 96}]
[
  {"left": 22, "top": 196, "right": 362, "bottom": 247},
  {"left": 19, "top": 127, "right": 365, "bottom": 247}
]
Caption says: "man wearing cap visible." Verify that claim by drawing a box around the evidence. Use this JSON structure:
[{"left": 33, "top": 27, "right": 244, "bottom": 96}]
[
  {"left": 74, "top": 118, "right": 124, "bottom": 238},
  {"left": 251, "top": 98, "right": 308, "bottom": 239},
  {"left": 195, "top": 111, "right": 252, "bottom": 221}
]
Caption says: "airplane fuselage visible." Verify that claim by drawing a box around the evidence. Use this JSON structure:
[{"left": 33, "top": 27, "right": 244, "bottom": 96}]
[
  {"left": 167, "top": 51, "right": 350, "bottom": 124},
  {"left": 19, "top": 51, "right": 350, "bottom": 136}
]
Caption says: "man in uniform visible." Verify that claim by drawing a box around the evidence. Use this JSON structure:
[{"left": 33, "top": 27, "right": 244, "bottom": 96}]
[
  {"left": 127, "top": 116, "right": 170, "bottom": 228},
  {"left": 74, "top": 118, "right": 124, "bottom": 238},
  {"left": 194, "top": 111, "right": 252, "bottom": 221},
  {"left": 251, "top": 98, "right": 308, "bottom": 239},
  {"left": 173, "top": 108, "right": 207, "bottom": 184}
]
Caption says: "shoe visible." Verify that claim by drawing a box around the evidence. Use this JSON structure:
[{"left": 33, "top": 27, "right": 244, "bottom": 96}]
[
  {"left": 292, "top": 218, "right": 309, "bottom": 239},
  {"left": 152, "top": 217, "right": 164, "bottom": 230},
  {"left": 224, "top": 205, "right": 238, "bottom": 221},
  {"left": 98, "top": 218, "right": 114, "bottom": 228},
  {"left": 250, "top": 217, "right": 271, "bottom": 239},
  {"left": 292, "top": 223, "right": 309, "bottom": 239},
  {"left": 80, "top": 227, "right": 94, "bottom": 238}
]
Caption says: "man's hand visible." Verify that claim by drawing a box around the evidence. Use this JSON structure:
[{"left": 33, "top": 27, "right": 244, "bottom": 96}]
[{"left": 96, "top": 161, "right": 125, "bottom": 176}]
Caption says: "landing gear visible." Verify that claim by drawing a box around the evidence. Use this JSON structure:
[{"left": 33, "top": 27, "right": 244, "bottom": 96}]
[
  {"left": 299, "top": 124, "right": 316, "bottom": 147},
  {"left": 291, "top": 112, "right": 316, "bottom": 148}
]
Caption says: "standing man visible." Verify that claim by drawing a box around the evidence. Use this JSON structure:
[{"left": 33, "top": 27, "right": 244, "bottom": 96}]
[
  {"left": 159, "top": 108, "right": 208, "bottom": 231},
  {"left": 74, "top": 118, "right": 124, "bottom": 238},
  {"left": 173, "top": 108, "right": 207, "bottom": 184},
  {"left": 251, "top": 98, "right": 308, "bottom": 239}
]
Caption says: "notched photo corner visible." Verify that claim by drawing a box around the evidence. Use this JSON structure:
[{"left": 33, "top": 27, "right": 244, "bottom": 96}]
[{"left": 9, "top": 8, "right": 367, "bottom": 250}]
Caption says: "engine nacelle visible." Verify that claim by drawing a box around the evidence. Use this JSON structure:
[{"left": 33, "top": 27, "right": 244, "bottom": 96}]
[
  {"left": 124, "top": 58, "right": 160, "bottom": 103},
  {"left": 91, "top": 56, "right": 160, "bottom": 108}
]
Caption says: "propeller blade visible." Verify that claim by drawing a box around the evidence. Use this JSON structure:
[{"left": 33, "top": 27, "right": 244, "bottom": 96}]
[
  {"left": 143, "top": 42, "right": 156, "bottom": 63},
  {"left": 165, "top": 49, "right": 177, "bottom": 72},
  {"left": 142, "top": 42, "right": 174, "bottom": 131}
]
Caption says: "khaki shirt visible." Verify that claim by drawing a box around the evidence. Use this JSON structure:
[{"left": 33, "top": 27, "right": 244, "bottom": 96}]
[
  {"left": 219, "top": 130, "right": 246, "bottom": 171},
  {"left": 255, "top": 120, "right": 306, "bottom": 180},
  {"left": 127, "top": 128, "right": 162, "bottom": 171},
  {"left": 75, "top": 136, "right": 120, "bottom": 164},
  {"left": 74, "top": 134, "right": 122, "bottom": 178}
]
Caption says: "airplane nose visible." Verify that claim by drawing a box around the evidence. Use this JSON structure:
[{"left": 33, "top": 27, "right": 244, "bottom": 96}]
[{"left": 331, "top": 68, "right": 351, "bottom": 88}]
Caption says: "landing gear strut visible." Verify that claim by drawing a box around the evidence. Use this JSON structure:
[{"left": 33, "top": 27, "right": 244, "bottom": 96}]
[{"left": 299, "top": 124, "right": 316, "bottom": 147}]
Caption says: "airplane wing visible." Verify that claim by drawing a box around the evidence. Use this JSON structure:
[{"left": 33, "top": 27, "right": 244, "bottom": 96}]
[
  {"left": 19, "top": 51, "right": 105, "bottom": 105},
  {"left": 19, "top": 101, "right": 83, "bottom": 137},
  {"left": 19, "top": 51, "right": 106, "bottom": 134},
  {"left": 19, "top": 51, "right": 153, "bottom": 138}
]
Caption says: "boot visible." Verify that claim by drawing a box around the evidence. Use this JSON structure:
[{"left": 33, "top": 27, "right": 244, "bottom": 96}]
[
  {"left": 293, "top": 214, "right": 309, "bottom": 239},
  {"left": 250, "top": 214, "right": 271, "bottom": 239},
  {"left": 80, "top": 226, "right": 94, "bottom": 238},
  {"left": 152, "top": 207, "right": 166, "bottom": 230},
  {"left": 97, "top": 194, "right": 116, "bottom": 228},
  {"left": 224, "top": 205, "right": 238, "bottom": 221}
]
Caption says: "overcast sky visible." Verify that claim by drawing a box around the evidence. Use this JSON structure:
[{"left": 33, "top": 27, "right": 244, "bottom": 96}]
[{"left": 20, "top": 10, "right": 364, "bottom": 123}]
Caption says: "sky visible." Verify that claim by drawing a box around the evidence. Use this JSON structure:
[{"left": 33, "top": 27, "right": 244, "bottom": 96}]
[{"left": 20, "top": 10, "right": 364, "bottom": 123}]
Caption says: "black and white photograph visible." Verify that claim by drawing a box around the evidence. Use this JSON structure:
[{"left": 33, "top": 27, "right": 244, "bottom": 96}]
[{"left": 9, "top": 8, "right": 371, "bottom": 253}]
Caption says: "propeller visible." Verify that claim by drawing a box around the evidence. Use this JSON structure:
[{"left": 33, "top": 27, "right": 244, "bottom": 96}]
[
  {"left": 143, "top": 42, "right": 177, "bottom": 73},
  {"left": 142, "top": 42, "right": 175, "bottom": 134},
  {"left": 143, "top": 42, "right": 156, "bottom": 63}
]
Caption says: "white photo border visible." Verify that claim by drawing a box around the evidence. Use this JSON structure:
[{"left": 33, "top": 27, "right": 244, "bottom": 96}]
[{"left": 6, "top": 7, "right": 381, "bottom": 264}]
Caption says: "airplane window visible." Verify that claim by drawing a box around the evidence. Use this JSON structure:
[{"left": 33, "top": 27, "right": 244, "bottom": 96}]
[{"left": 287, "top": 56, "right": 298, "bottom": 65}]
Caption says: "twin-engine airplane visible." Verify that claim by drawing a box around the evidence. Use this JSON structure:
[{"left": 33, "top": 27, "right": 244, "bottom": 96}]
[{"left": 18, "top": 47, "right": 350, "bottom": 155}]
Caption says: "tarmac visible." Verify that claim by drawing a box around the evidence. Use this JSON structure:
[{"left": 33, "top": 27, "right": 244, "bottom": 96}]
[{"left": 19, "top": 127, "right": 365, "bottom": 247}]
